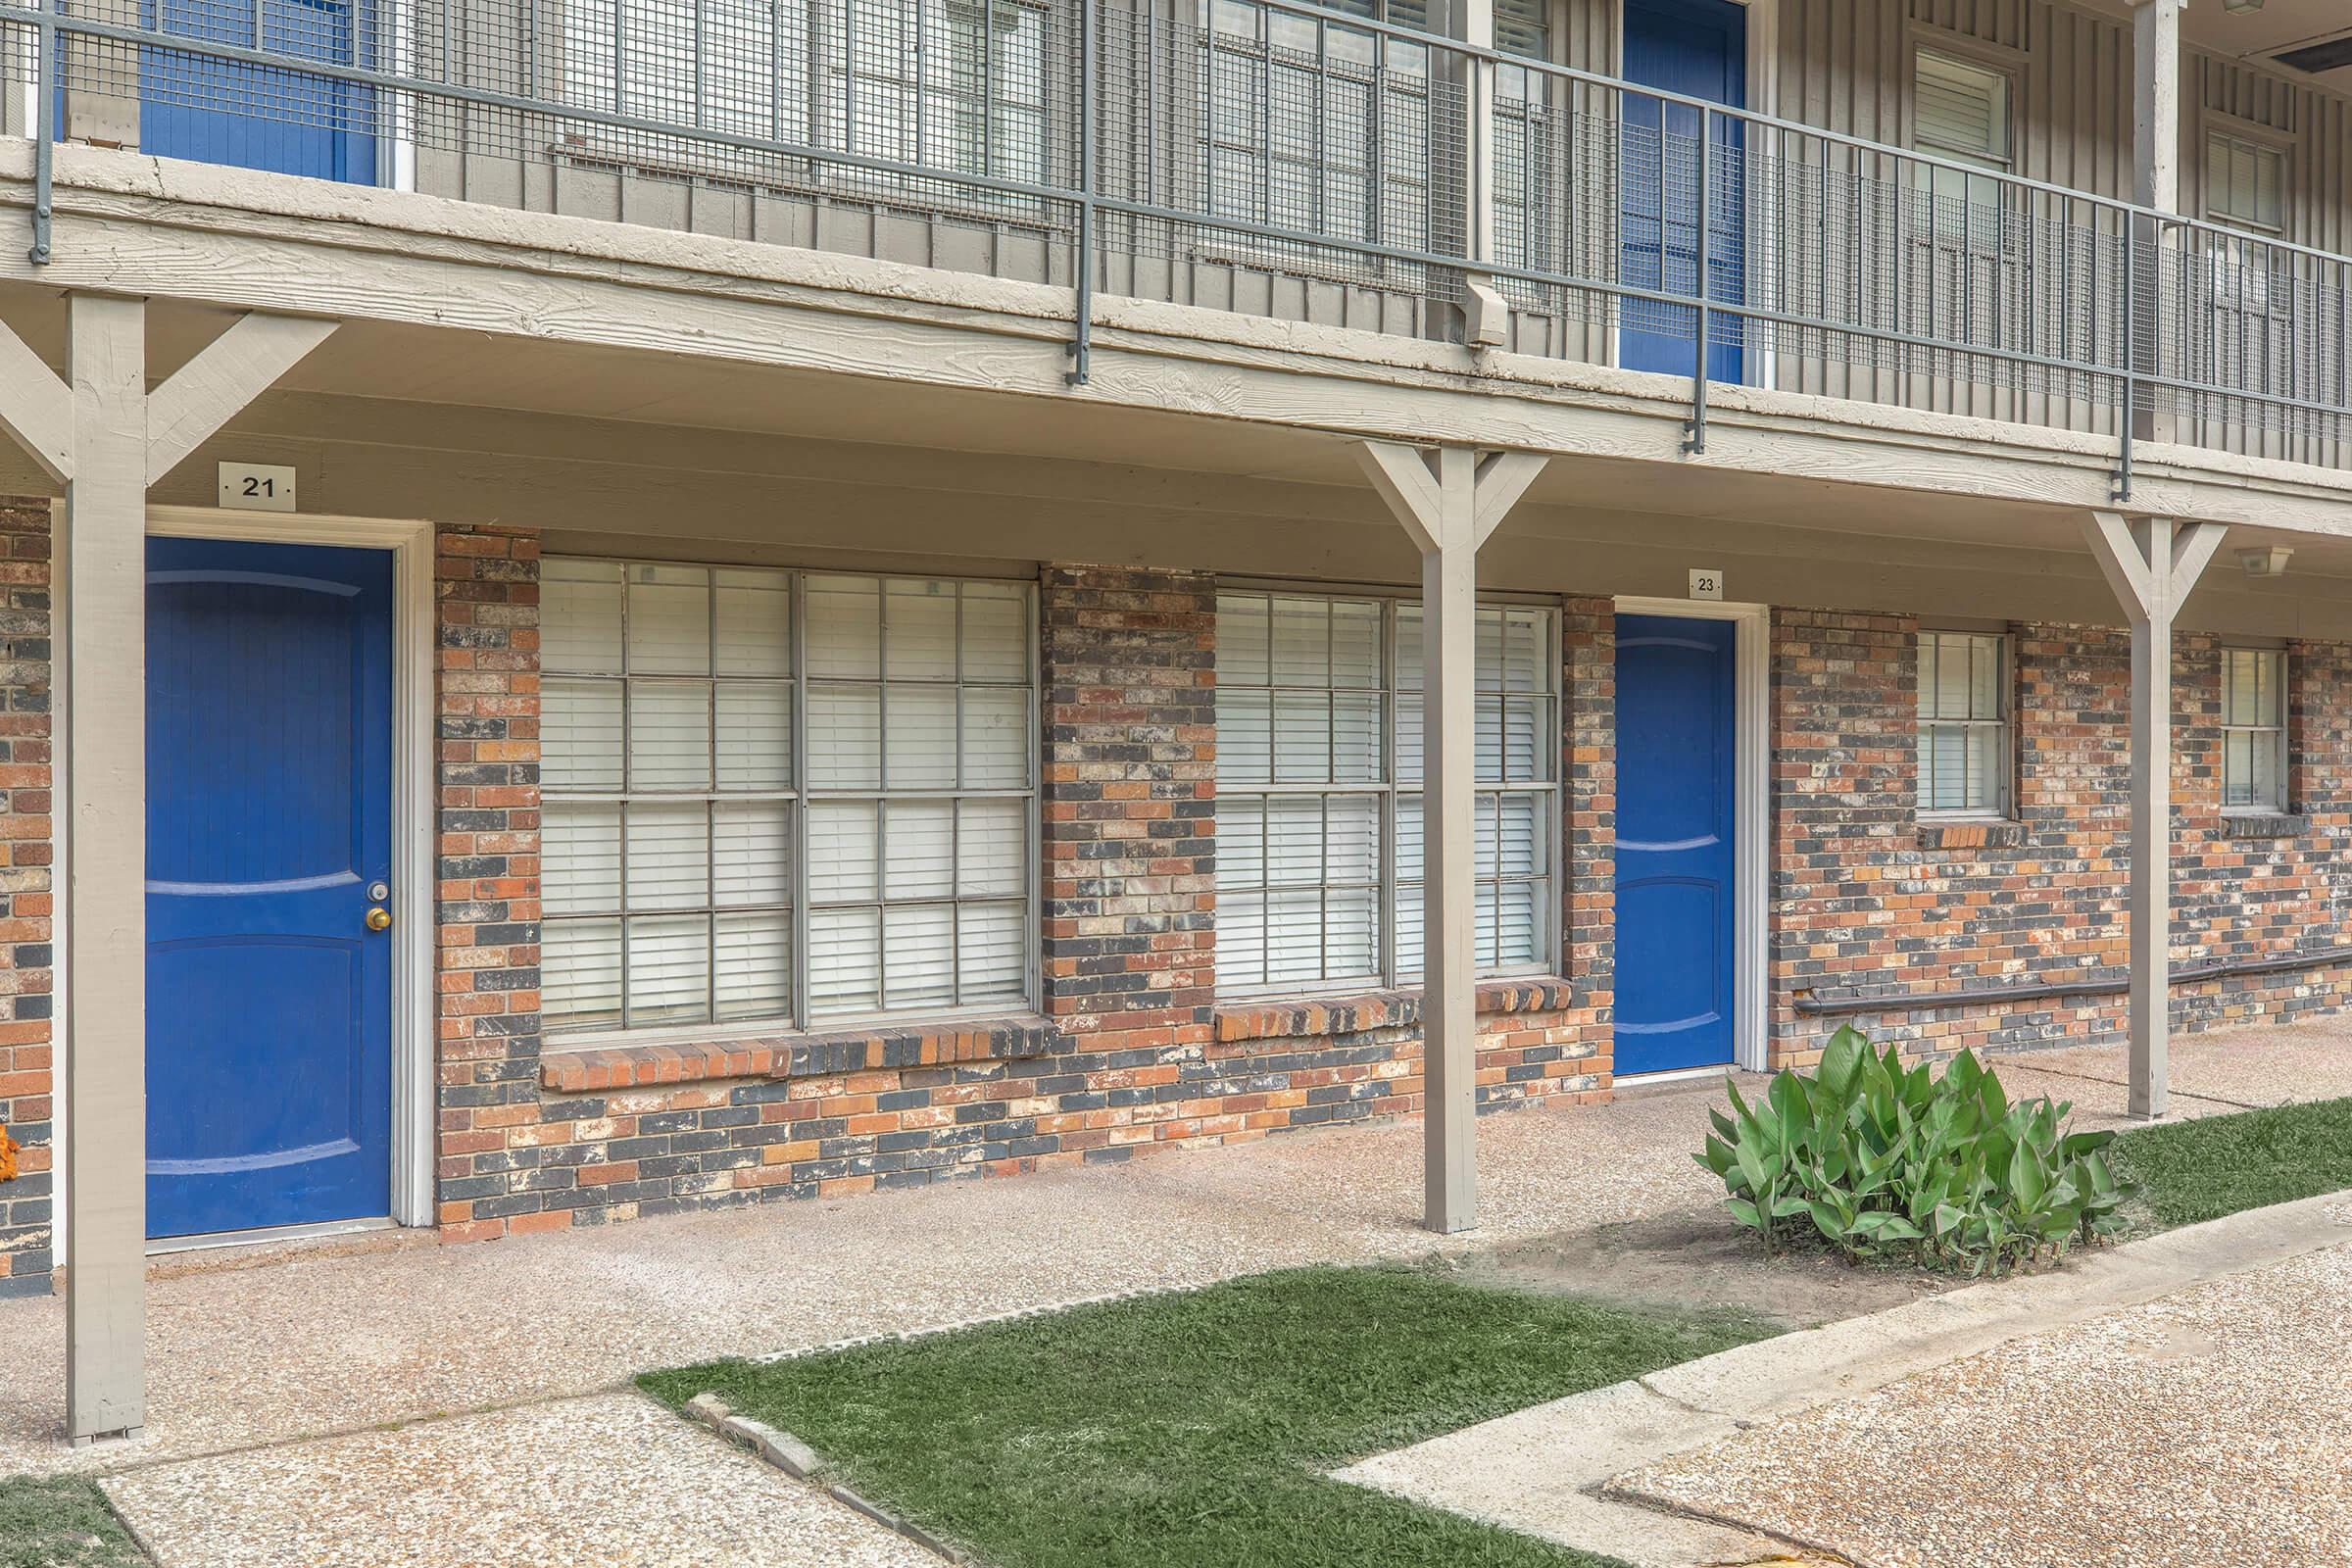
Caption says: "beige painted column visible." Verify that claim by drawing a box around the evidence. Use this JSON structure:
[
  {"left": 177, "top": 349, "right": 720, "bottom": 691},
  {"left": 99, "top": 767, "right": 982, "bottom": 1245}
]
[
  {"left": 2081, "top": 511, "right": 2225, "bottom": 1122},
  {"left": 2130, "top": 0, "right": 2180, "bottom": 449},
  {"left": 1357, "top": 442, "right": 1545, "bottom": 1233},
  {"left": 62, "top": 294, "right": 148, "bottom": 1443},
  {"left": 0, "top": 299, "right": 337, "bottom": 1442}
]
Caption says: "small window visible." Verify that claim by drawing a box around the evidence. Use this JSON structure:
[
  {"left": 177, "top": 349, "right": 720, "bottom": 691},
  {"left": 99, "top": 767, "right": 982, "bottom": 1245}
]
[
  {"left": 1912, "top": 46, "right": 2013, "bottom": 244},
  {"left": 1917, "top": 630, "right": 2008, "bottom": 817},
  {"left": 2208, "top": 132, "right": 2286, "bottom": 236},
  {"left": 2221, "top": 647, "right": 2288, "bottom": 814}
]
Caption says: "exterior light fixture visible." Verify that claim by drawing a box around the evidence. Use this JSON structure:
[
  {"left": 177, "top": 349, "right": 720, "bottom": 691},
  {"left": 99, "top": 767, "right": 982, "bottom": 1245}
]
[
  {"left": 2238, "top": 545, "right": 2294, "bottom": 577},
  {"left": 2222, "top": 0, "right": 2266, "bottom": 14}
]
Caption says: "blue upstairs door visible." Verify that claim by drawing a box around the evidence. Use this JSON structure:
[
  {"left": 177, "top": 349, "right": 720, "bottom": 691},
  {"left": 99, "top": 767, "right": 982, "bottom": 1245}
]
[
  {"left": 1619, "top": 0, "right": 1745, "bottom": 382},
  {"left": 137, "top": 0, "right": 375, "bottom": 181},
  {"left": 1614, "top": 613, "right": 1736, "bottom": 1074},
  {"left": 146, "top": 538, "right": 395, "bottom": 1239}
]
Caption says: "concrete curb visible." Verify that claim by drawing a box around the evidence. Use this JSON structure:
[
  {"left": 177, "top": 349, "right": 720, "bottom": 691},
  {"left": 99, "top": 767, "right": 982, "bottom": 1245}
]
[
  {"left": 681, "top": 1393, "right": 967, "bottom": 1563},
  {"left": 1336, "top": 1188, "right": 2352, "bottom": 1568}
]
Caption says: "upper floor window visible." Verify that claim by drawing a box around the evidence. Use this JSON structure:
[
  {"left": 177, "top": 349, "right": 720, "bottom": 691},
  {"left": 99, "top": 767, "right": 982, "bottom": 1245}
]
[
  {"left": 1917, "top": 628, "right": 2008, "bottom": 817},
  {"left": 563, "top": 0, "right": 1052, "bottom": 193},
  {"left": 2208, "top": 132, "right": 2286, "bottom": 237},
  {"left": 1200, "top": 0, "right": 1435, "bottom": 259},
  {"left": 1912, "top": 45, "right": 2012, "bottom": 242},
  {"left": 1214, "top": 589, "right": 1557, "bottom": 996},
  {"left": 540, "top": 561, "right": 1037, "bottom": 1036},
  {"left": 2221, "top": 646, "right": 2287, "bottom": 814}
]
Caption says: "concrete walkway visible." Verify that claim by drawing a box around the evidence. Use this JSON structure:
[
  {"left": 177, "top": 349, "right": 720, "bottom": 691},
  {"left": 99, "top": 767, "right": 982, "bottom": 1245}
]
[
  {"left": 1343, "top": 1191, "right": 2352, "bottom": 1568},
  {"left": 3, "top": 1021, "right": 2347, "bottom": 1566}
]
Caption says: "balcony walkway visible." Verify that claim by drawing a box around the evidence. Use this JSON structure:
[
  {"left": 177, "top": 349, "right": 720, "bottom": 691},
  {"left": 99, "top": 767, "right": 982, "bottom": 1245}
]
[{"left": 0, "top": 1020, "right": 2347, "bottom": 1562}]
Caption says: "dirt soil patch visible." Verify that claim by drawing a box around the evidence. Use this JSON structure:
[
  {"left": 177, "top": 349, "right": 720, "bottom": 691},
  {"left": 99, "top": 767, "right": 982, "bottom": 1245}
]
[{"left": 1458, "top": 1204, "right": 1957, "bottom": 1329}]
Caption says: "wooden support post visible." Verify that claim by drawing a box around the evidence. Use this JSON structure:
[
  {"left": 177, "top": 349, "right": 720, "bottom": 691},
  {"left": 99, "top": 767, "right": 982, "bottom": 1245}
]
[
  {"left": 0, "top": 302, "right": 337, "bottom": 1443},
  {"left": 1357, "top": 441, "right": 1546, "bottom": 1233},
  {"left": 2130, "top": 0, "right": 2180, "bottom": 452},
  {"left": 2081, "top": 511, "right": 2226, "bottom": 1121},
  {"left": 63, "top": 292, "right": 148, "bottom": 1444}
]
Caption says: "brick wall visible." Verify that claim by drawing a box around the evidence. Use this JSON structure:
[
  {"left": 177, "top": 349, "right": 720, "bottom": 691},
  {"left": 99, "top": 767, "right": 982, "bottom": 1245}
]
[
  {"left": 432, "top": 525, "right": 549, "bottom": 1242},
  {"left": 0, "top": 501, "right": 50, "bottom": 1298},
  {"left": 454, "top": 562, "right": 1612, "bottom": 1233},
  {"left": 1771, "top": 609, "right": 2352, "bottom": 1067}
]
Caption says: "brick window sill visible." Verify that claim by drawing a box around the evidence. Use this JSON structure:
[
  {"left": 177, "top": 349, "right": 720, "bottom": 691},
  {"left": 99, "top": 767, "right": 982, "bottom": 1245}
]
[
  {"left": 1915, "top": 819, "right": 2028, "bottom": 852},
  {"left": 1214, "top": 977, "right": 1576, "bottom": 1042},
  {"left": 539, "top": 1015, "right": 1056, "bottom": 1093},
  {"left": 2220, "top": 812, "right": 2310, "bottom": 841}
]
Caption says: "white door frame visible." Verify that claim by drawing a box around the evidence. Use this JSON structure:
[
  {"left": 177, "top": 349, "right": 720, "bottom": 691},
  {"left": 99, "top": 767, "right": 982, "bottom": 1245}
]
[
  {"left": 1613, "top": 595, "right": 1771, "bottom": 1073},
  {"left": 132, "top": 506, "right": 440, "bottom": 1234}
]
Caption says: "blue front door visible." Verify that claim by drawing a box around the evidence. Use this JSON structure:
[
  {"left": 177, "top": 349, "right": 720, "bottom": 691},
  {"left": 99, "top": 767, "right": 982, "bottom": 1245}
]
[
  {"left": 1620, "top": 0, "right": 1746, "bottom": 382},
  {"left": 138, "top": 0, "right": 375, "bottom": 181},
  {"left": 1614, "top": 613, "right": 1737, "bottom": 1074},
  {"left": 146, "top": 539, "right": 395, "bottom": 1239}
]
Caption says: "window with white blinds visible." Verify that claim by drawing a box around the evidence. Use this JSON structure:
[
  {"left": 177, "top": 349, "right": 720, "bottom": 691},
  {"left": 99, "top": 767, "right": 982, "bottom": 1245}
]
[
  {"left": 1912, "top": 46, "right": 2012, "bottom": 239},
  {"left": 540, "top": 561, "right": 1036, "bottom": 1036},
  {"left": 1917, "top": 629, "right": 2009, "bottom": 817},
  {"left": 1215, "top": 590, "right": 1557, "bottom": 995},
  {"left": 2208, "top": 133, "right": 2286, "bottom": 236},
  {"left": 2221, "top": 647, "right": 2287, "bottom": 814}
]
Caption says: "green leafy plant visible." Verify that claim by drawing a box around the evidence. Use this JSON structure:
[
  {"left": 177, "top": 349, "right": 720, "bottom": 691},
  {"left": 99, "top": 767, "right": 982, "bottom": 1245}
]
[{"left": 1696, "top": 1027, "right": 2132, "bottom": 1276}]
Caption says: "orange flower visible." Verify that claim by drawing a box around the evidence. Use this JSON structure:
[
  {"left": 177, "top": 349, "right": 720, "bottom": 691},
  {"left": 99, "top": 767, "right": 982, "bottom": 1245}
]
[{"left": 0, "top": 1125, "right": 16, "bottom": 1183}]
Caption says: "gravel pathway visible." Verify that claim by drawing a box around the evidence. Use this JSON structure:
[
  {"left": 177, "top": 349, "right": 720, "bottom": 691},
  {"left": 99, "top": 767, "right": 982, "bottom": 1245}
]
[
  {"left": 102, "top": 1393, "right": 940, "bottom": 1568},
  {"left": 1616, "top": 1242, "right": 2352, "bottom": 1568}
]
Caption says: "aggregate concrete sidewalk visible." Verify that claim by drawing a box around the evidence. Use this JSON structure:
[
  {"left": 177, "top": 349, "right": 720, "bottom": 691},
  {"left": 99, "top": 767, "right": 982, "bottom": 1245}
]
[
  {"left": 1342, "top": 1194, "right": 2352, "bottom": 1568},
  {"left": 4, "top": 1022, "right": 2348, "bottom": 1567}
]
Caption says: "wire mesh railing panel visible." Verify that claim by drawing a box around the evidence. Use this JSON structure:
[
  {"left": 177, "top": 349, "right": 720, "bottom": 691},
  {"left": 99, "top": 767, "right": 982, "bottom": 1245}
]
[{"left": 12, "top": 0, "right": 2352, "bottom": 474}]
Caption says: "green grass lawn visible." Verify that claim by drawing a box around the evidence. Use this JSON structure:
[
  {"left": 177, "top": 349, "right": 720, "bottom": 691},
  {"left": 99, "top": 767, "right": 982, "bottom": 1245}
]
[
  {"left": 641, "top": 1264, "right": 1777, "bottom": 1568},
  {"left": 0, "top": 1478, "right": 149, "bottom": 1568},
  {"left": 2111, "top": 1095, "right": 2352, "bottom": 1229}
]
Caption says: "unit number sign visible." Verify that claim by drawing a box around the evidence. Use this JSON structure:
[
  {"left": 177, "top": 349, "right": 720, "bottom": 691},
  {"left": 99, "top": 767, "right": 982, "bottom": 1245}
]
[
  {"left": 1688, "top": 567, "right": 1724, "bottom": 602},
  {"left": 220, "top": 463, "right": 297, "bottom": 513}
]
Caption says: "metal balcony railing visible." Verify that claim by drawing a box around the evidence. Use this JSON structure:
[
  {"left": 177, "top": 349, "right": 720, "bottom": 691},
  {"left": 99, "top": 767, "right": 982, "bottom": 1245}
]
[{"left": 6, "top": 0, "right": 2349, "bottom": 487}]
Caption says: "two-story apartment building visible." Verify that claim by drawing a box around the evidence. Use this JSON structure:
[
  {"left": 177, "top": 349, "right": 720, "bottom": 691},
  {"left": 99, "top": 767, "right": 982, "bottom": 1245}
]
[{"left": 2, "top": 0, "right": 2351, "bottom": 1441}]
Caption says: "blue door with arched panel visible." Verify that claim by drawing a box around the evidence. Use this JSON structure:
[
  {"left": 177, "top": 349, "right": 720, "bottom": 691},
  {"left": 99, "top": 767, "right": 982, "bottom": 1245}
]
[
  {"left": 146, "top": 538, "right": 395, "bottom": 1238},
  {"left": 1614, "top": 612, "right": 1737, "bottom": 1075},
  {"left": 1620, "top": 0, "right": 1746, "bottom": 383}
]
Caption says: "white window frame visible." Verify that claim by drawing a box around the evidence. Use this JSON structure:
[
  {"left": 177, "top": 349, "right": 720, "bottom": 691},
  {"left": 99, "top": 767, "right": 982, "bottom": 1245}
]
[
  {"left": 1213, "top": 584, "right": 1561, "bottom": 1000},
  {"left": 539, "top": 559, "right": 1041, "bottom": 1042},
  {"left": 1909, "top": 41, "right": 2016, "bottom": 254},
  {"left": 2204, "top": 128, "right": 2292, "bottom": 318},
  {"left": 1916, "top": 626, "right": 2012, "bottom": 820},
  {"left": 2219, "top": 644, "right": 2289, "bottom": 817}
]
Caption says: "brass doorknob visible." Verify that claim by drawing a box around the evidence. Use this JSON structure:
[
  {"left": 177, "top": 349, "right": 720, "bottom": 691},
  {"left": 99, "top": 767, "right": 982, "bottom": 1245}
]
[{"left": 366, "top": 906, "right": 394, "bottom": 932}]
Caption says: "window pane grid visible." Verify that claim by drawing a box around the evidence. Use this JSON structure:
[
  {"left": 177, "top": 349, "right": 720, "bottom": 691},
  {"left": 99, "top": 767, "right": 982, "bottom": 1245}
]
[
  {"left": 2221, "top": 647, "right": 2287, "bottom": 814},
  {"left": 1216, "top": 589, "right": 1558, "bottom": 998},
  {"left": 541, "top": 561, "right": 1035, "bottom": 1036},
  {"left": 1917, "top": 630, "right": 2008, "bottom": 816}
]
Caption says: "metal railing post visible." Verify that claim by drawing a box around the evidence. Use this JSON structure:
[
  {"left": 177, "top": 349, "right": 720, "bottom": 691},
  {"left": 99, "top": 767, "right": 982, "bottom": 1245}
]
[
  {"left": 1066, "top": 0, "right": 1093, "bottom": 384},
  {"left": 29, "top": 0, "right": 53, "bottom": 264},
  {"left": 2118, "top": 214, "right": 2140, "bottom": 502},
  {"left": 1685, "top": 104, "right": 1709, "bottom": 454}
]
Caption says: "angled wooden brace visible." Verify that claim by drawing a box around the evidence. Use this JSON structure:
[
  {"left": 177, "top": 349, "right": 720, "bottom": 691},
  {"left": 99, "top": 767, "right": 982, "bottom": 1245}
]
[
  {"left": 0, "top": 318, "right": 74, "bottom": 485},
  {"left": 147, "top": 314, "right": 339, "bottom": 486}
]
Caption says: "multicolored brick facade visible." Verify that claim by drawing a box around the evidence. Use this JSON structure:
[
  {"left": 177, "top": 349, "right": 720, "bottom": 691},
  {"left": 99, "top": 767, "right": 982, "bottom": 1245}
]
[
  {"left": 0, "top": 502, "right": 51, "bottom": 1298},
  {"left": 1771, "top": 610, "right": 2352, "bottom": 1068},
  {"left": 8, "top": 509, "right": 2352, "bottom": 1287}
]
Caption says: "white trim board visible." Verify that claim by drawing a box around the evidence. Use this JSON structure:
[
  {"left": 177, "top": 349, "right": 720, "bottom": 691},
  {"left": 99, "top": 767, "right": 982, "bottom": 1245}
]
[
  {"left": 140, "top": 506, "right": 439, "bottom": 1239},
  {"left": 1612, "top": 595, "right": 1772, "bottom": 1074}
]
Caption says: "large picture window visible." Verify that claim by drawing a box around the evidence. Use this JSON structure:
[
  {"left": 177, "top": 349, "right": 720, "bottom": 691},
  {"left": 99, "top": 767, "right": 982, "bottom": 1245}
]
[
  {"left": 1214, "top": 589, "right": 1557, "bottom": 995},
  {"left": 540, "top": 561, "right": 1036, "bottom": 1036},
  {"left": 563, "top": 0, "right": 1052, "bottom": 190}
]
